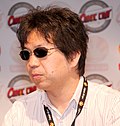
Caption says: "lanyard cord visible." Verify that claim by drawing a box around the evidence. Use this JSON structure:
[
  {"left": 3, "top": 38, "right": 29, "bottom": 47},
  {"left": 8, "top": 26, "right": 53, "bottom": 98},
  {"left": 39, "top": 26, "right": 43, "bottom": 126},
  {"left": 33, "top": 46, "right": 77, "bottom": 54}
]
[{"left": 44, "top": 76, "right": 88, "bottom": 126}]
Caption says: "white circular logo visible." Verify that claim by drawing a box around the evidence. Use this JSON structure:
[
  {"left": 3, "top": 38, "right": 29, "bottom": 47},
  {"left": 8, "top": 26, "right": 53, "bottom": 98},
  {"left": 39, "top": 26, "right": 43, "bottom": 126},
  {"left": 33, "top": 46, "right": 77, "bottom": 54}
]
[
  {"left": 79, "top": 0, "right": 112, "bottom": 33},
  {"left": 8, "top": 2, "right": 34, "bottom": 32}
]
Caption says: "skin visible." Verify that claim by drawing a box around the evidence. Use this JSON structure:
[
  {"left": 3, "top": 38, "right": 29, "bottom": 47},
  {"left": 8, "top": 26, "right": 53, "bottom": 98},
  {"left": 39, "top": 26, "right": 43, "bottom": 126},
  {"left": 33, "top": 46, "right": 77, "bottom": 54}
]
[{"left": 24, "top": 30, "right": 81, "bottom": 113}]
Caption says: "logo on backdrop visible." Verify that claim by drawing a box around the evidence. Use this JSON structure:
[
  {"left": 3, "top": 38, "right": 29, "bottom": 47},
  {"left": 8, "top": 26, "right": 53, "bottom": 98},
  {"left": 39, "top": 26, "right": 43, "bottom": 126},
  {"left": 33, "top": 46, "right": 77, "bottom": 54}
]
[
  {"left": 7, "top": 74, "right": 36, "bottom": 103},
  {"left": 86, "top": 74, "right": 112, "bottom": 87},
  {"left": 79, "top": 0, "right": 112, "bottom": 33},
  {"left": 8, "top": 2, "right": 34, "bottom": 32}
]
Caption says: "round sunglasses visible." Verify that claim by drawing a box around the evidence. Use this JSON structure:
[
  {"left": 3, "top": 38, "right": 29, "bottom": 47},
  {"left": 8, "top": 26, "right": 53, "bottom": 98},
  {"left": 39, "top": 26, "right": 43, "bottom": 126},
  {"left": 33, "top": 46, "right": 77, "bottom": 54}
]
[{"left": 19, "top": 47, "right": 56, "bottom": 60}]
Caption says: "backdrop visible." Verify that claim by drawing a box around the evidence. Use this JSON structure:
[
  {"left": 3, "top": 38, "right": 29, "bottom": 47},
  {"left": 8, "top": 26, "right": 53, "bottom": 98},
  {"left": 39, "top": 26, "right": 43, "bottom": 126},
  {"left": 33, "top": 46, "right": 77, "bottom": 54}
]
[{"left": 0, "top": 0, "right": 120, "bottom": 125}]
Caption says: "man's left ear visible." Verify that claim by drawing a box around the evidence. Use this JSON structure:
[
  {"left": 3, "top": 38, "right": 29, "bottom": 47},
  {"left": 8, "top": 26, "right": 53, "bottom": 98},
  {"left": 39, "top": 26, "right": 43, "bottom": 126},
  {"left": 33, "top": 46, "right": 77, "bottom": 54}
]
[{"left": 69, "top": 52, "right": 81, "bottom": 68}]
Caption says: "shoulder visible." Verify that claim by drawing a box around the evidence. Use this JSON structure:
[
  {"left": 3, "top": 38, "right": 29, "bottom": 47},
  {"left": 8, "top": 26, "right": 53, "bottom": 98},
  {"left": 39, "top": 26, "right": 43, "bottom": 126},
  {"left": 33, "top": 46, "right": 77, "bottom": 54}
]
[
  {"left": 88, "top": 80, "right": 120, "bottom": 97},
  {"left": 4, "top": 90, "right": 44, "bottom": 119},
  {"left": 6, "top": 89, "right": 44, "bottom": 112},
  {"left": 16, "top": 89, "right": 44, "bottom": 106},
  {"left": 87, "top": 80, "right": 120, "bottom": 107},
  {"left": 84, "top": 80, "right": 120, "bottom": 125}
]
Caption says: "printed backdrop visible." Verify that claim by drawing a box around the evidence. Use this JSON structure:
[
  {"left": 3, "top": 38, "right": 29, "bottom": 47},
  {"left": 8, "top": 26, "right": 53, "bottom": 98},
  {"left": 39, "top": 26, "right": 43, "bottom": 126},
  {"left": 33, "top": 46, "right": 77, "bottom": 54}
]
[{"left": 0, "top": 0, "right": 120, "bottom": 125}]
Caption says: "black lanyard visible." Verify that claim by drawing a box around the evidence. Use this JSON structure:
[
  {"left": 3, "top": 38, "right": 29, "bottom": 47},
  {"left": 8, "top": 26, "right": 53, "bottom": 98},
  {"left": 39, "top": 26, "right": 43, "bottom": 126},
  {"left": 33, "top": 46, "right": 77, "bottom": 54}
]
[{"left": 44, "top": 76, "right": 88, "bottom": 126}]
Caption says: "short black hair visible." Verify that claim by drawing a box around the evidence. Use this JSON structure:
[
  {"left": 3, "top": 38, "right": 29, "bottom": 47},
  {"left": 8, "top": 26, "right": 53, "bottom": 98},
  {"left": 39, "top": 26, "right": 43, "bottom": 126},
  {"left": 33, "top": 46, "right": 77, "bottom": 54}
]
[{"left": 17, "top": 6, "right": 89, "bottom": 76}]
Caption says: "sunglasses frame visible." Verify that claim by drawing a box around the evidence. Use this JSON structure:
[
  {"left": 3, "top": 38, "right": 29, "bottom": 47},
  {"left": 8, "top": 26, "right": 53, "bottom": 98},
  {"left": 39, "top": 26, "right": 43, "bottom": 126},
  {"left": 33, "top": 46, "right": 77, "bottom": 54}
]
[{"left": 19, "top": 47, "right": 56, "bottom": 61}]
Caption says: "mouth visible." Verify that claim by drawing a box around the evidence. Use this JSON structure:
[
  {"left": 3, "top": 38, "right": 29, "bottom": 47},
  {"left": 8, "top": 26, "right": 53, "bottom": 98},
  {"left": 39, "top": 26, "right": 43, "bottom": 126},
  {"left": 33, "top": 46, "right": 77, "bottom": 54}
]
[{"left": 31, "top": 74, "right": 43, "bottom": 79}]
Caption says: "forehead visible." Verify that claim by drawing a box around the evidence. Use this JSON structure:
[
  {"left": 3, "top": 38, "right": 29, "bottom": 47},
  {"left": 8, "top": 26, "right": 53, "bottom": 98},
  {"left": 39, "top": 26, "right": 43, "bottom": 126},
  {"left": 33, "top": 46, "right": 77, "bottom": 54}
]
[{"left": 25, "top": 30, "right": 54, "bottom": 48}]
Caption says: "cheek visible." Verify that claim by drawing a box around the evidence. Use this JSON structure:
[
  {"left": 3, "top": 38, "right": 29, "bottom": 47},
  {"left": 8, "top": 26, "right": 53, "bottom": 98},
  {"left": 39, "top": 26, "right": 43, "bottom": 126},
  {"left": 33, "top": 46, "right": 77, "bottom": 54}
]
[{"left": 45, "top": 57, "right": 70, "bottom": 76}]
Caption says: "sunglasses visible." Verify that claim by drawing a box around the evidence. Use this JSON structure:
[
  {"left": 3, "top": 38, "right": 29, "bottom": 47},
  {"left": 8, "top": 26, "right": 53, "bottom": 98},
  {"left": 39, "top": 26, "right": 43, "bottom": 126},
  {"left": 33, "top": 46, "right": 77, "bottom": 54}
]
[{"left": 19, "top": 47, "right": 56, "bottom": 60}]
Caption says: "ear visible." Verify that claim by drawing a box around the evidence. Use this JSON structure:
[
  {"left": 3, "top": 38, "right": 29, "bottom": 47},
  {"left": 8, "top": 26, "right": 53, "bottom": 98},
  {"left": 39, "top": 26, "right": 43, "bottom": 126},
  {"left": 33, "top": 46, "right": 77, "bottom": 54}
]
[{"left": 69, "top": 52, "right": 81, "bottom": 68}]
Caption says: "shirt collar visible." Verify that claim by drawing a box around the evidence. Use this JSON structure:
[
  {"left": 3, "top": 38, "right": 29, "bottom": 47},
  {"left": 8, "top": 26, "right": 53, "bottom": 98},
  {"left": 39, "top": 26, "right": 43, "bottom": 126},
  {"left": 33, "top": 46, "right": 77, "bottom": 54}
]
[{"left": 38, "top": 90, "right": 50, "bottom": 106}]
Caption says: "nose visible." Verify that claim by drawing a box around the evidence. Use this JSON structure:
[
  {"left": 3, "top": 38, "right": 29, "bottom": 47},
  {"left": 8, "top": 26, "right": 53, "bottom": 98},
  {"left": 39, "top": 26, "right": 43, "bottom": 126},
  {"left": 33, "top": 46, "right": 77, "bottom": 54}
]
[{"left": 28, "top": 54, "right": 40, "bottom": 69}]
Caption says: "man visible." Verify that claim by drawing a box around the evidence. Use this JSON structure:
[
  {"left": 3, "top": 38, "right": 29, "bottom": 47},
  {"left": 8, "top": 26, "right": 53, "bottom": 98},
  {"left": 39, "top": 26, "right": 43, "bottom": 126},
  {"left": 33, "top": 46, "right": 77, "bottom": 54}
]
[{"left": 2, "top": 6, "right": 120, "bottom": 126}]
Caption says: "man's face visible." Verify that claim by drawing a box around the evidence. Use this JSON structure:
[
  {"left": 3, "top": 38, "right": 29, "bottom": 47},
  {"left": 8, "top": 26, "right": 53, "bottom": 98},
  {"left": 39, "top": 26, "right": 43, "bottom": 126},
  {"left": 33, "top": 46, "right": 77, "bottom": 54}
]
[{"left": 23, "top": 30, "right": 74, "bottom": 91}]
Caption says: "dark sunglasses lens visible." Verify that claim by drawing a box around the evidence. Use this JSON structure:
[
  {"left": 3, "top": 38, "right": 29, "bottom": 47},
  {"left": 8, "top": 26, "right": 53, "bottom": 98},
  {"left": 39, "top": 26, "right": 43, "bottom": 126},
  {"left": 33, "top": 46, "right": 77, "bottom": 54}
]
[
  {"left": 20, "top": 50, "right": 30, "bottom": 60},
  {"left": 34, "top": 48, "right": 48, "bottom": 58}
]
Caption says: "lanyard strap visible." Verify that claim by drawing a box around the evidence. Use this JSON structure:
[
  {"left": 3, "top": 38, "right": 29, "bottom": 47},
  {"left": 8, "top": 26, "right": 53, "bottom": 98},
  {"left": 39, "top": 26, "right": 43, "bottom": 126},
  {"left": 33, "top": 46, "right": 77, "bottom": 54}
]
[
  {"left": 44, "top": 105, "right": 55, "bottom": 126},
  {"left": 44, "top": 76, "right": 88, "bottom": 126}
]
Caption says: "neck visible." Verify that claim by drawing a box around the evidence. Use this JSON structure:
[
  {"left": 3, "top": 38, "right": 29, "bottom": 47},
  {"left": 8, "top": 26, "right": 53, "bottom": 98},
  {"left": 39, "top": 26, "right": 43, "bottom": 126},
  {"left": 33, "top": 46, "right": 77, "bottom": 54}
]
[{"left": 46, "top": 77, "right": 80, "bottom": 114}]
